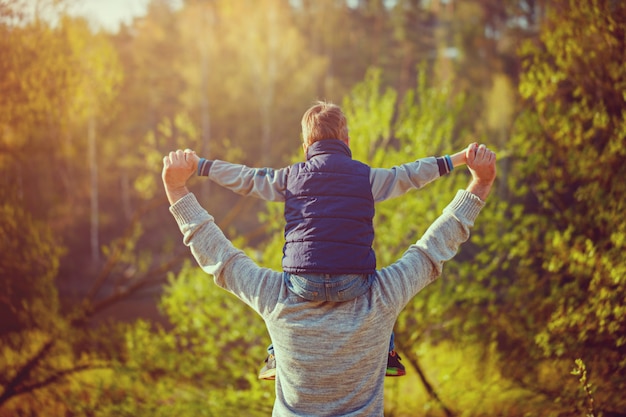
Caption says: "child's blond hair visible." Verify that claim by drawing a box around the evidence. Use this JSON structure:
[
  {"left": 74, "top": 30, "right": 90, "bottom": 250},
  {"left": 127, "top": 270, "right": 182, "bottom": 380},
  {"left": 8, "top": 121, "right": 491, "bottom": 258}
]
[{"left": 301, "top": 101, "right": 349, "bottom": 146}]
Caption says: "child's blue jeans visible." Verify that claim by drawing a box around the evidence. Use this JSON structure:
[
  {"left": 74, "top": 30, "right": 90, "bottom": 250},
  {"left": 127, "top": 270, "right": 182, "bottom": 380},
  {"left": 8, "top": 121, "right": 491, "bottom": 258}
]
[{"left": 284, "top": 272, "right": 374, "bottom": 302}]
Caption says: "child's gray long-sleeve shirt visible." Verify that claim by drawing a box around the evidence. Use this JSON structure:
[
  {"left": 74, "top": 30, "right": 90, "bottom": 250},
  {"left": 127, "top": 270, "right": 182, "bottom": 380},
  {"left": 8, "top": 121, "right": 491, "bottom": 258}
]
[
  {"left": 197, "top": 157, "right": 447, "bottom": 202},
  {"left": 169, "top": 189, "right": 484, "bottom": 416}
]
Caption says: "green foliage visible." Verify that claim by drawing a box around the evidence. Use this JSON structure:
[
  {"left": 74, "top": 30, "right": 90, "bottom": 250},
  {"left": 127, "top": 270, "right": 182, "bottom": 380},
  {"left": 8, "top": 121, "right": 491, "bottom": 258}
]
[
  {"left": 344, "top": 66, "right": 469, "bottom": 269},
  {"left": 131, "top": 113, "right": 202, "bottom": 201},
  {"left": 256, "top": 202, "right": 287, "bottom": 271},
  {"left": 461, "top": 0, "right": 626, "bottom": 414},
  {"left": 514, "top": 0, "right": 626, "bottom": 378},
  {"left": 111, "top": 262, "right": 273, "bottom": 416},
  {"left": 57, "top": 16, "right": 123, "bottom": 124},
  {"left": 0, "top": 202, "right": 64, "bottom": 333},
  {"left": 342, "top": 67, "right": 398, "bottom": 163}
]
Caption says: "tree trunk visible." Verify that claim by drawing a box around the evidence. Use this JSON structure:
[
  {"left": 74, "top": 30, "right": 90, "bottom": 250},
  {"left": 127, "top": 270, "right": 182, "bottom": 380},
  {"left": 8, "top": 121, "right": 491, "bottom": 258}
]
[
  {"left": 88, "top": 114, "right": 99, "bottom": 263},
  {"left": 261, "top": 5, "right": 277, "bottom": 165},
  {"left": 199, "top": 6, "right": 212, "bottom": 200}
]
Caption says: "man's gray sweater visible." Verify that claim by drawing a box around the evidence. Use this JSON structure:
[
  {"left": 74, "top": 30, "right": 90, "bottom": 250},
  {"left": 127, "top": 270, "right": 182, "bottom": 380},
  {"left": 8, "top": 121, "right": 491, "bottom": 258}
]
[{"left": 169, "top": 189, "right": 484, "bottom": 416}]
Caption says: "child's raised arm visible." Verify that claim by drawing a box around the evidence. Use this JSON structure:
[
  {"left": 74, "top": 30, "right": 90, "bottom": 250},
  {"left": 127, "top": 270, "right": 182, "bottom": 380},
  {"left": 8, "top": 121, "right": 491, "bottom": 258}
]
[{"left": 188, "top": 149, "right": 288, "bottom": 202}]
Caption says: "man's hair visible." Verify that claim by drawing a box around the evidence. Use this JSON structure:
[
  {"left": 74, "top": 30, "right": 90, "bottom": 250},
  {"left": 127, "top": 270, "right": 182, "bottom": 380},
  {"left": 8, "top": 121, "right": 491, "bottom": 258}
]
[{"left": 301, "top": 101, "right": 349, "bottom": 146}]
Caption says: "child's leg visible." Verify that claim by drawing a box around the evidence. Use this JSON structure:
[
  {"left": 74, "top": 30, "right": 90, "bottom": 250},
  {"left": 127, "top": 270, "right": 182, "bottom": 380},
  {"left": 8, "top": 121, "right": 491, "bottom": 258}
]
[
  {"left": 386, "top": 331, "right": 406, "bottom": 377},
  {"left": 259, "top": 343, "right": 276, "bottom": 380},
  {"left": 286, "top": 273, "right": 373, "bottom": 302}
]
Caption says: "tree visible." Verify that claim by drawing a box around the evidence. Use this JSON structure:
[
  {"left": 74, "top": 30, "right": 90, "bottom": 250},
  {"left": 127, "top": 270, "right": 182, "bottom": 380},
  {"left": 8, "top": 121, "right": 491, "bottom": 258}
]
[
  {"left": 506, "top": 0, "right": 626, "bottom": 411},
  {"left": 101, "top": 262, "right": 273, "bottom": 416},
  {"left": 55, "top": 16, "right": 123, "bottom": 263},
  {"left": 204, "top": 0, "right": 326, "bottom": 164},
  {"left": 0, "top": 7, "right": 175, "bottom": 414},
  {"left": 0, "top": 198, "right": 64, "bottom": 335},
  {"left": 419, "top": 0, "right": 626, "bottom": 414},
  {"left": 387, "top": 0, "right": 437, "bottom": 94}
]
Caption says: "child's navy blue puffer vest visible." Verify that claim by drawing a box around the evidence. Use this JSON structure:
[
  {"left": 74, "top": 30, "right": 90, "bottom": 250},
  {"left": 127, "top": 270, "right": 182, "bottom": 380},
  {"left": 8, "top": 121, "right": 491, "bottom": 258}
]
[{"left": 282, "top": 139, "right": 375, "bottom": 274}]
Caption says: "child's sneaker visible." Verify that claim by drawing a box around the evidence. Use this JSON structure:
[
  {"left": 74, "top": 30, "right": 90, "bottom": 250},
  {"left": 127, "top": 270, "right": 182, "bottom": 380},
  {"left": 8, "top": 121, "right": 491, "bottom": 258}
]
[
  {"left": 258, "top": 354, "right": 276, "bottom": 380},
  {"left": 386, "top": 350, "right": 406, "bottom": 377}
]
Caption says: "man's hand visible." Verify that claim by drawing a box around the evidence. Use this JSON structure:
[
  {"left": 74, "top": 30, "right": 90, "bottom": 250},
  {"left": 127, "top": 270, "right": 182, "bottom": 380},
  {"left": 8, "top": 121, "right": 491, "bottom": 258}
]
[
  {"left": 466, "top": 143, "right": 496, "bottom": 201},
  {"left": 162, "top": 149, "right": 196, "bottom": 205}
]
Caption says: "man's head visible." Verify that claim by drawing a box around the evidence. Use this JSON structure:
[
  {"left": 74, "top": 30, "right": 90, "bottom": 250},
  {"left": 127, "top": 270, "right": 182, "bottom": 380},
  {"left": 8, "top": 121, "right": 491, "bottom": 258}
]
[{"left": 301, "top": 101, "right": 349, "bottom": 152}]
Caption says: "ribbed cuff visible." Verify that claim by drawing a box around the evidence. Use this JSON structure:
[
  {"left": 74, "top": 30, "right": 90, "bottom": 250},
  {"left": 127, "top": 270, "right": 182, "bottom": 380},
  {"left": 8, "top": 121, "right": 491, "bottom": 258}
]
[
  {"left": 198, "top": 158, "right": 213, "bottom": 176},
  {"left": 444, "top": 190, "right": 486, "bottom": 225},
  {"left": 436, "top": 156, "right": 454, "bottom": 176},
  {"left": 445, "top": 155, "right": 453, "bottom": 172},
  {"left": 169, "top": 193, "right": 213, "bottom": 228}
]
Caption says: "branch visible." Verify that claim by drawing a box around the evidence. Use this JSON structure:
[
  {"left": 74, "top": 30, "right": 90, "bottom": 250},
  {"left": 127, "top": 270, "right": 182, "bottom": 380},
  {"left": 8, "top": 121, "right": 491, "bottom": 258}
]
[
  {"left": 394, "top": 338, "right": 455, "bottom": 417},
  {"left": 79, "top": 188, "right": 271, "bottom": 324},
  {"left": 85, "top": 196, "right": 169, "bottom": 301},
  {"left": 13, "top": 363, "right": 109, "bottom": 398},
  {"left": 218, "top": 195, "right": 258, "bottom": 230},
  {"left": 84, "top": 190, "right": 248, "bottom": 311},
  {"left": 0, "top": 339, "right": 55, "bottom": 407},
  {"left": 87, "top": 252, "right": 186, "bottom": 318}
]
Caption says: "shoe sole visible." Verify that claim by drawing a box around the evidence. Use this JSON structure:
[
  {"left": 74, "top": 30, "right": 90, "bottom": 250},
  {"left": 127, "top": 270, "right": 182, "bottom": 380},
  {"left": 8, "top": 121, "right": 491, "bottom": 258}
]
[
  {"left": 259, "top": 370, "right": 276, "bottom": 380},
  {"left": 386, "top": 368, "right": 406, "bottom": 377}
]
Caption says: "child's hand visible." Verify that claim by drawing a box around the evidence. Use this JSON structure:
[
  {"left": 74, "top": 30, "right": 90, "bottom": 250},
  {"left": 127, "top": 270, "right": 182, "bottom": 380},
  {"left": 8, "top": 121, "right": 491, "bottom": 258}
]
[
  {"left": 464, "top": 142, "right": 479, "bottom": 164},
  {"left": 450, "top": 142, "right": 477, "bottom": 167},
  {"left": 183, "top": 148, "right": 200, "bottom": 170}
]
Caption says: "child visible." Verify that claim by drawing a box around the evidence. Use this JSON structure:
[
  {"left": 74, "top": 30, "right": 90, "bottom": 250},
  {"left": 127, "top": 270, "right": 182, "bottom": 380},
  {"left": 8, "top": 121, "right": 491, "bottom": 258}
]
[{"left": 186, "top": 101, "right": 469, "bottom": 380}]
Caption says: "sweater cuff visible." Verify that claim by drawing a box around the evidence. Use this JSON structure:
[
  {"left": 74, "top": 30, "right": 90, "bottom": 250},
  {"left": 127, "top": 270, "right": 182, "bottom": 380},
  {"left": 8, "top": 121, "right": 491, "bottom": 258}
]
[
  {"left": 198, "top": 158, "right": 213, "bottom": 176},
  {"left": 444, "top": 190, "right": 486, "bottom": 225},
  {"left": 169, "top": 193, "right": 214, "bottom": 229},
  {"left": 436, "top": 156, "right": 452, "bottom": 176}
]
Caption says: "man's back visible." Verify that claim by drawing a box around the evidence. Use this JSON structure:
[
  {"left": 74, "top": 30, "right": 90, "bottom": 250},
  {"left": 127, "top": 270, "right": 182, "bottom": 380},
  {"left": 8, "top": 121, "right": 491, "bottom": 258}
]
[{"left": 265, "top": 281, "right": 396, "bottom": 416}]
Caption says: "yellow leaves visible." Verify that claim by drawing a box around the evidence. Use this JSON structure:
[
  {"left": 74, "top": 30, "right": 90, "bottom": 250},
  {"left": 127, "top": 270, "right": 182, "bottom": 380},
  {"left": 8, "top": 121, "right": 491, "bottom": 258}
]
[
  {"left": 592, "top": 108, "right": 609, "bottom": 130},
  {"left": 610, "top": 231, "right": 625, "bottom": 249},
  {"left": 58, "top": 17, "right": 123, "bottom": 123},
  {"left": 485, "top": 73, "right": 515, "bottom": 136},
  {"left": 133, "top": 173, "right": 158, "bottom": 200}
]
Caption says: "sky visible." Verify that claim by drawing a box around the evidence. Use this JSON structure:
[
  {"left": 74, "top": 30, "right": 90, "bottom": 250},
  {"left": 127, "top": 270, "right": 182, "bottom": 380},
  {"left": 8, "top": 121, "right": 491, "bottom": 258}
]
[
  {"left": 33, "top": 0, "right": 403, "bottom": 32},
  {"left": 66, "top": 0, "right": 156, "bottom": 31},
  {"left": 25, "top": 0, "right": 182, "bottom": 32}
]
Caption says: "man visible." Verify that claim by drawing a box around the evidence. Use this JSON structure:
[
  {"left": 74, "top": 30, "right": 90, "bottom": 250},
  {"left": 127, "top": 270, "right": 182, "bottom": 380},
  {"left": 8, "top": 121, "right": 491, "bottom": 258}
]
[{"left": 162, "top": 143, "right": 496, "bottom": 416}]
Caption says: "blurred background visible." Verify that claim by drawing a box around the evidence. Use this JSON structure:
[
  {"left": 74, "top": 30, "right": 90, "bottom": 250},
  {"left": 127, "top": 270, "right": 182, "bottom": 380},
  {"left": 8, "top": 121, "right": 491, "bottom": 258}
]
[{"left": 1, "top": 0, "right": 624, "bottom": 416}]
